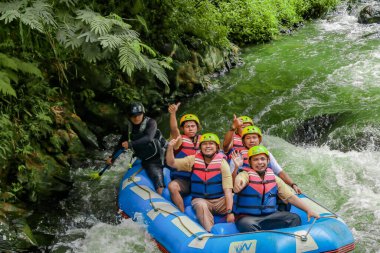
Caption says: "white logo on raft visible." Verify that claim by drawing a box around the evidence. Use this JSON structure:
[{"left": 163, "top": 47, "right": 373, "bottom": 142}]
[{"left": 229, "top": 240, "right": 257, "bottom": 253}]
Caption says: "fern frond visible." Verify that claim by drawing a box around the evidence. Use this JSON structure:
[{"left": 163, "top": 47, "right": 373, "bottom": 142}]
[
  {"left": 58, "top": 0, "right": 78, "bottom": 8},
  {"left": 159, "top": 57, "right": 174, "bottom": 70},
  {"left": 20, "top": 8, "right": 44, "bottom": 33},
  {"left": 0, "top": 72, "right": 17, "bottom": 97},
  {"left": 90, "top": 16, "right": 112, "bottom": 36},
  {"left": 107, "top": 13, "right": 131, "bottom": 30},
  {"left": 16, "top": 61, "right": 43, "bottom": 78},
  {"left": 56, "top": 22, "right": 84, "bottom": 49},
  {"left": 136, "top": 15, "right": 149, "bottom": 33},
  {"left": 29, "top": 1, "right": 57, "bottom": 27},
  {"left": 4, "top": 69, "right": 19, "bottom": 84},
  {"left": 98, "top": 34, "right": 123, "bottom": 50},
  {"left": 82, "top": 43, "right": 103, "bottom": 63},
  {"left": 143, "top": 56, "right": 170, "bottom": 86},
  {"left": 76, "top": 9, "right": 98, "bottom": 25},
  {"left": 0, "top": 9, "right": 21, "bottom": 24},
  {"left": 0, "top": 53, "right": 18, "bottom": 70},
  {"left": 77, "top": 31, "right": 99, "bottom": 43},
  {"left": 139, "top": 43, "right": 156, "bottom": 57},
  {"left": 0, "top": 0, "right": 23, "bottom": 23},
  {"left": 118, "top": 43, "right": 144, "bottom": 76}
]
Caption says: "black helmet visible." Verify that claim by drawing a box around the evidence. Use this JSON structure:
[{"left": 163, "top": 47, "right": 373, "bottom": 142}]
[{"left": 130, "top": 102, "right": 145, "bottom": 116}]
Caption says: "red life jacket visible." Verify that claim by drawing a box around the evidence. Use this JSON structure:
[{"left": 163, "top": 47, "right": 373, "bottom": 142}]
[
  {"left": 227, "top": 133, "right": 245, "bottom": 162},
  {"left": 171, "top": 134, "right": 201, "bottom": 180},
  {"left": 233, "top": 133, "right": 245, "bottom": 151},
  {"left": 234, "top": 168, "right": 278, "bottom": 215},
  {"left": 191, "top": 152, "right": 225, "bottom": 199}
]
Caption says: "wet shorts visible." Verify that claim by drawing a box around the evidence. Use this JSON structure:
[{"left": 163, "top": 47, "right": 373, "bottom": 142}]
[
  {"left": 142, "top": 158, "right": 165, "bottom": 189},
  {"left": 169, "top": 178, "right": 190, "bottom": 195}
]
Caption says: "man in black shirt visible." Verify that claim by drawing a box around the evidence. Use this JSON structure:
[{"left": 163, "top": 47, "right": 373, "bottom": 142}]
[{"left": 108, "top": 102, "right": 166, "bottom": 194}]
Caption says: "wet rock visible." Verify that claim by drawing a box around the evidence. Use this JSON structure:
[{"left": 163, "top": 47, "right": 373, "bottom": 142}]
[
  {"left": 291, "top": 113, "right": 343, "bottom": 146},
  {"left": 69, "top": 114, "right": 99, "bottom": 149},
  {"left": 23, "top": 149, "right": 72, "bottom": 201},
  {"left": 358, "top": 4, "right": 380, "bottom": 24}
]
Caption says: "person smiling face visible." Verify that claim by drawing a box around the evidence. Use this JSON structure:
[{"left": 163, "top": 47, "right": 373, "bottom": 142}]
[
  {"left": 249, "top": 153, "right": 269, "bottom": 176},
  {"left": 200, "top": 141, "right": 218, "bottom": 158}
]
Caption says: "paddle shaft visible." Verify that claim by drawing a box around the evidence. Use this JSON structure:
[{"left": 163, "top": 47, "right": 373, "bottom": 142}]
[{"left": 98, "top": 148, "right": 126, "bottom": 176}]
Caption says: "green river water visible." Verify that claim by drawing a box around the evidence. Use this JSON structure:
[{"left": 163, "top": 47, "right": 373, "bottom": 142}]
[{"left": 22, "top": 2, "right": 380, "bottom": 252}]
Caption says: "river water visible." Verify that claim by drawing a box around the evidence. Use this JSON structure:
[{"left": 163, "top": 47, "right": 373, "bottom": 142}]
[{"left": 37, "top": 2, "right": 379, "bottom": 252}]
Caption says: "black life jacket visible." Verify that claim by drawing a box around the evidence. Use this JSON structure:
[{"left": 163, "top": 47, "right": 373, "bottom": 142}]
[{"left": 128, "top": 117, "right": 167, "bottom": 161}]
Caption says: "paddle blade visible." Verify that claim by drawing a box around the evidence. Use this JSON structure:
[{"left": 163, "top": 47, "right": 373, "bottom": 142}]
[{"left": 89, "top": 172, "right": 101, "bottom": 180}]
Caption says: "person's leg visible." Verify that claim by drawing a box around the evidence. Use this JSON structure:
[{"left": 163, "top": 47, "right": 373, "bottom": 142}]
[
  {"left": 235, "top": 216, "right": 262, "bottom": 232},
  {"left": 168, "top": 180, "right": 185, "bottom": 212},
  {"left": 191, "top": 198, "right": 214, "bottom": 232},
  {"left": 258, "top": 211, "right": 301, "bottom": 230},
  {"left": 143, "top": 160, "right": 165, "bottom": 195}
]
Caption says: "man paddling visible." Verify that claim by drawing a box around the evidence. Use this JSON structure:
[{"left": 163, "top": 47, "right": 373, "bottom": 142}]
[{"left": 108, "top": 102, "right": 166, "bottom": 194}]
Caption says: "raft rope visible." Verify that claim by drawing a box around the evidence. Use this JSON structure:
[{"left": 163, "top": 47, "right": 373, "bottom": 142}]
[{"left": 125, "top": 168, "right": 339, "bottom": 242}]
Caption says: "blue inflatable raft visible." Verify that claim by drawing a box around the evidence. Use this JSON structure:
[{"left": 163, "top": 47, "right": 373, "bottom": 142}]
[{"left": 118, "top": 159, "right": 355, "bottom": 253}]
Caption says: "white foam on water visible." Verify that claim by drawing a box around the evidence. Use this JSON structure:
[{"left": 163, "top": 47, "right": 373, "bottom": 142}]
[
  {"left": 325, "top": 47, "right": 380, "bottom": 89},
  {"left": 55, "top": 219, "right": 160, "bottom": 253}
]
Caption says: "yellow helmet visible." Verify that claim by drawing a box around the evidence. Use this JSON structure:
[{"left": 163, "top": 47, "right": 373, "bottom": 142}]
[
  {"left": 242, "top": 126, "right": 262, "bottom": 139},
  {"left": 180, "top": 114, "right": 201, "bottom": 129},
  {"left": 199, "top": 133, "right": 220, "bottom": 146},
  {"left": 248, "top": 145, "right": 269, "bottom": 159},
  {"left": 238, "top": 116, "right": 254, "bottom": 126}
]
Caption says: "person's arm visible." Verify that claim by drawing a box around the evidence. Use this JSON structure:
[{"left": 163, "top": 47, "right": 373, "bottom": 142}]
[
  {"left": 129, "top": 118, "right": 157, "bottom": 148},
  {"left": 269, "top": 152, "right": 301, "bottom": 194},
  {"left": 165, "top": 137, "right": 194, "bottom": 171},
  {"left": 278, "top": 171, "right": 302, "bottom": 194},
  {"left": 224, "top": 188, "right": 235, "bottom": 222},
  {"left": 166, "top": 136, "right": 180, "bottom": 168},
  {"left": 168, "top": 103, "right": 181, "bottom": 139},
  {"left": 220, "top": 160, "right": 235, "bottom": 222},
  {"left": 222, "top": 114, "right": 241, "bottom": 153},
  {"left": 287, "top": 195, "right": 320, "bottom": 221},
  {"left": 106, "top": 131, "right": 129, "bottom": 164},
  {"left": 276, "top": 176, "right": 314, "bottom": 219},
  {"left": 233, "top": 171, "right": 249, "bottom": 193}
]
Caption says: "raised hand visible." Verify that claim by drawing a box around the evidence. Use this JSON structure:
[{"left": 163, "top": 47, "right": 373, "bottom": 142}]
[
  {"left": 231, "top": 114, "right": 243, "bottom": 130},
  {"left": 168, "top": 102, "right": 181, "bottom": 114},
  {"left": 168, "top": 136, "right": 181, "bottom": 148},
  {"left": 231, "top": 150, "right": 243, "bottom": 168}
]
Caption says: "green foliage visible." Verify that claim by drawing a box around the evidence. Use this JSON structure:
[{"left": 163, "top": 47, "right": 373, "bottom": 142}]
[
  {"left": 56, "top": 8, "right": 171, "bottom": 84},
  {"left": 217, "top": 0, "right": 279, "bottom": 44},
  {"left": 0, "top": 114, "right": 14, "bottom": 161},
  {"left": 0, "top": 0, "right": 57, "bottom": 33},
  {"left": 300, "top": 0, "right": 340, "bottom": 19},
  {"left": 0, "top": 53, "right": 43, "bottom": 97}
]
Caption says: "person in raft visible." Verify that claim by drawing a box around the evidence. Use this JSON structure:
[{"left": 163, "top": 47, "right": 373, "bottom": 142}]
[
  {"left": 167, "top": 102, "right": 202, "bottom": 212},
  {"left": 230, "top": 125, "right": 302, "bottom": 194},
  {"left": 233, "top": 145, "right": 320, "bottom": 232},
  {"left": 108, "top": 102, "right": 167, "bottom": 195},
  {"left": 223, "top": 115, "right": 254, "bottom": 162},
  {"left": 166, "top": 133, "right": 234, "bottom": 232}
]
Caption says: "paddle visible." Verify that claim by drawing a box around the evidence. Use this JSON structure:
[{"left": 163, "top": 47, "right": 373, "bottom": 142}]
[{"left": 90, "top": 147, "right": 126, "bottom": 179}]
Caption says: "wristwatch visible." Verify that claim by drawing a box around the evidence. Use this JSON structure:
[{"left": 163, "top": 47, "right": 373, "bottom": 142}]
[{"left": 226, "top": 209, "right": 233, "bottom": 214}]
